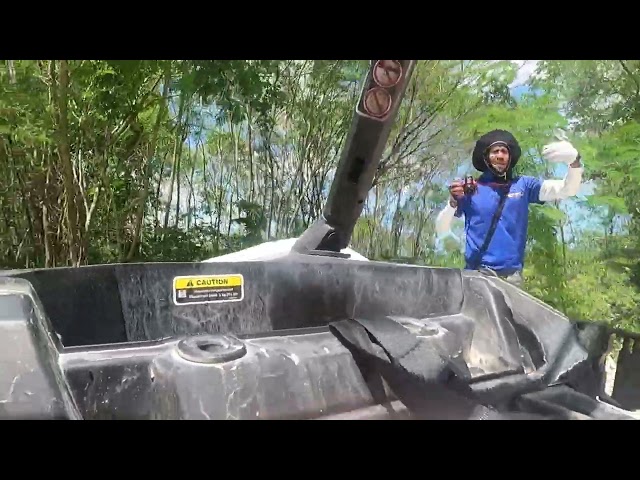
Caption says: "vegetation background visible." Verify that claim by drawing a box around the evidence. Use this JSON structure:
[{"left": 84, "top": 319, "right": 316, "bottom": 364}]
[{"left": 1, "top": 59, "right": 638, "bottom": 332}]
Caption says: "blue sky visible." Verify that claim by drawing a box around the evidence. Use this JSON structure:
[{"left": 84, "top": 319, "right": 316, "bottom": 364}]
[{"left": 511, "top": 85, "right": 530, "bottom": 100}]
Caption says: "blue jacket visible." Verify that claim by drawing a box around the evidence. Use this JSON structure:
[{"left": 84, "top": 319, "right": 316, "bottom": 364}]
[{"left": 455, "top": 172, "right": 544, "bottom": 272}]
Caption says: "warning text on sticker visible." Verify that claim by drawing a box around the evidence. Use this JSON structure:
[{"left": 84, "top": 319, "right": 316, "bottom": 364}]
[{"left": 175, "top": 275, "right": 243, "bottom": 290}]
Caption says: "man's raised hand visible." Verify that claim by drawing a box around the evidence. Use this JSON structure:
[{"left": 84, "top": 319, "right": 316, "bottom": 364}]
[
  {"left": 542, "top": 140, "right": 579, "bottom": 164},
  {"left": 449, "top": 179, "right": 465, "bottom": 200}
]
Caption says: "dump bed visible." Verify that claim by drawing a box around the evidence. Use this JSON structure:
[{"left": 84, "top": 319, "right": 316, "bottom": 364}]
[{"left": 0, "top": 255, "right": 635, "bottom": 419}]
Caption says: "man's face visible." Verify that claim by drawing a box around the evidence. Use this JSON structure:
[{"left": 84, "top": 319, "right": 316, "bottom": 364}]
[{"left": 488, "top": 144, "right": 510, "bottom": 173}]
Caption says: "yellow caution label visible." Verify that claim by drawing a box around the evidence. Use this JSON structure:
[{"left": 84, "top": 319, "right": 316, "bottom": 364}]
[
  {"left": 174, "top": 275, "right": 243, "bottom": 290},
  {"left": 172, "top": 274, "right": 244, "bottom": 305}
]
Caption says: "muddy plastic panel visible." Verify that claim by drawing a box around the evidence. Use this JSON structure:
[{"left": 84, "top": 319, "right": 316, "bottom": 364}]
[
  {"left": 11, "top": 264, "right": 128, "bottom": 347},
  {"left": 0, "top": 256, "right": 634, "bottom": 419},
  {"left": 9, "top": 256, "right": 556, "bottom": 379},
  {"left": 57, "top": 321, "right": 526, "bottom": 420},
  {"left": 0, "top": 278, "right": 81, "bottom": 419},
  {"left": 12, "top": 256, "right": 466, "bottom": 345}
]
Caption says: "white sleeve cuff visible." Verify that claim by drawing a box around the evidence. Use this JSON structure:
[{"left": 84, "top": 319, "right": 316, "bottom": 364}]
[
  {"left": 435, "top": 203, "right": 457, "bottom": 235},
  {"left": 539, "top": 165, "right": 584, "bottom": 202}
]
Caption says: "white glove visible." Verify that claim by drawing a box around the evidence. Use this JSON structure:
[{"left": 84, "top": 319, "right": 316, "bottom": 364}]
[{"left": 542, "top": 140, "right": 579, "bottom": 164}]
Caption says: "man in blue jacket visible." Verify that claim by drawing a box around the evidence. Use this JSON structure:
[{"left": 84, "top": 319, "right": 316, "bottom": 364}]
[{"left": 435, "top": 129, "right": 584, "bottom": 287}]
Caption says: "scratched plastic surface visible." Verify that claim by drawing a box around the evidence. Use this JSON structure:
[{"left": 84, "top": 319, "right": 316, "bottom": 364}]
[{"left": 0, "top": 257, "right": 636, "bottom": 419}]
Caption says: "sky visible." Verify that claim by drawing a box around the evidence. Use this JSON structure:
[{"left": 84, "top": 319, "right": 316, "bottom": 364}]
[{"left": 509, "top": 60, "right": 540, "bottom": 89}]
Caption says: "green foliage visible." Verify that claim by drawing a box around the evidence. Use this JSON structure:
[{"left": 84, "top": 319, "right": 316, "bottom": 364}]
[
  {"left": 231, "top": 200, "right": 266, "bottom": 249},
  {"left": 4, "top": 59, "right": 640, "bottom": 335}
]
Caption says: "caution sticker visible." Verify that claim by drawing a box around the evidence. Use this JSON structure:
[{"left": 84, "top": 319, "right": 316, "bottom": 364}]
[{"left": 172, "top": 274, "right": 244, "bottom": 305}]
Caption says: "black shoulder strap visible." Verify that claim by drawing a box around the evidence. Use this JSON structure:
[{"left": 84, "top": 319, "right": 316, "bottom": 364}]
[
  {"left": 329, "top": 316, "right": 503, "bottom": 419},
  {"left": 469, "top": 190, "right": 509, "bottom": 270}
]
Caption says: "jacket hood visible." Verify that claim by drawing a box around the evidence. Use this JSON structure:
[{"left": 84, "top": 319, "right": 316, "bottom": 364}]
[{"left": 472, "top": 129, "right": 522, "bottom": 175}]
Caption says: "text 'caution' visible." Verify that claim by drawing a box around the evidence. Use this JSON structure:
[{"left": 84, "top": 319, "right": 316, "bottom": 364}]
[{"left": 173, "top": 274, "right": 244, "bottom": 305}]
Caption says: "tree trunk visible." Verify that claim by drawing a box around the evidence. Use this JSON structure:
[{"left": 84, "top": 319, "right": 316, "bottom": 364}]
[
  {"left": 125, "top": 62, "right": 171, "bottom": 261},
  {"left": 52, "top": 60, "right": 83, "bottom": 266}
]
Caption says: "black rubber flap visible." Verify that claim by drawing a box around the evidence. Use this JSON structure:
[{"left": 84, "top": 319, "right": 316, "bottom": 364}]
[{"left": 329, "top": 316, "right": 543, "bottom": 420}]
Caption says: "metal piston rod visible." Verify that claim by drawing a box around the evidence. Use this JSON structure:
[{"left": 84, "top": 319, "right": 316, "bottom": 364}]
[{"left": 292, "top": 60, "right": 417, "bottom": 255}]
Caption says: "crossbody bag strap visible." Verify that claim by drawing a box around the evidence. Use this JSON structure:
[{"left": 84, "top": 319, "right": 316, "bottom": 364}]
[{"left": 469, "top": 190, "right": 509, "bottom": 269}]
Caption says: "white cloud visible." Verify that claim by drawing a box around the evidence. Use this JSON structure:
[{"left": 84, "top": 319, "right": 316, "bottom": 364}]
[{"left": 509, "top": 60, "right": 540, "bottom": 88}]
